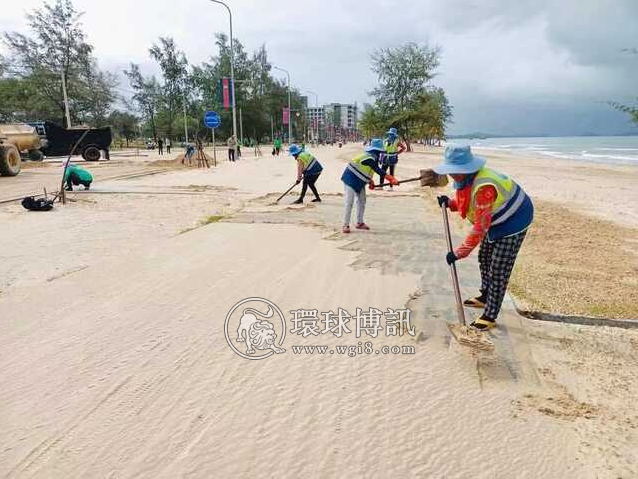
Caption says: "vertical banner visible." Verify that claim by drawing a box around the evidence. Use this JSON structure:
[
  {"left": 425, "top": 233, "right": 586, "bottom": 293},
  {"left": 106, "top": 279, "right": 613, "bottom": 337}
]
[
  {"left": 219, "top": 78, "right": 233, "bottom": 110},
  {"left": 282, "top": 107, "right": 290, "bottom": 125}
]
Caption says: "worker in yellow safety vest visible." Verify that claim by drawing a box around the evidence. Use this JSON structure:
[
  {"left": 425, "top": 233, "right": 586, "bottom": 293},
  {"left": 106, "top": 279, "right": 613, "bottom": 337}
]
[
  {"left": 381, "top": 127, "right": 406, "bottom": 190},
  {"left": 434, "top": 145, "right": 534, "bottom": 331},
  {"left": 289, "top": 144, "right": 323, "bottom": 204}
]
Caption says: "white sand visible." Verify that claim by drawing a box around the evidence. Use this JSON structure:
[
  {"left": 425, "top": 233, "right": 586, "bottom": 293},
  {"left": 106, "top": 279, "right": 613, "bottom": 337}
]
[{"left": 0, "top": 145, "right": 636, "bottom": 478}]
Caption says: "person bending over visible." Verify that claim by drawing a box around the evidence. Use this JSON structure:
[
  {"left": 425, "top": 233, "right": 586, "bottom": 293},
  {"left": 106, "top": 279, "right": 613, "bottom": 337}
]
[
  {"left": 340, "top": 138, "right": 398, "bottom": 234},
  {"left": 434, "top": 145, "right": 534, "bottom": 331},
  {"left": 289, "top": 144, "right": 323, "bottom": 204}
]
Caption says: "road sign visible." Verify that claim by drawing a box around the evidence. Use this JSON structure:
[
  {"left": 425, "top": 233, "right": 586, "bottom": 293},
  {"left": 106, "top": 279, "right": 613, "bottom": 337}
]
[{"left": 204, "top": 110, "right": 221, "bottom": 129}]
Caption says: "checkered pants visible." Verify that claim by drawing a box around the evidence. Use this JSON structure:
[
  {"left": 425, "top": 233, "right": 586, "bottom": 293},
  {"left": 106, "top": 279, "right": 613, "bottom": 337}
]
[{"left": 478, "top": 230, "right": 527, "bottom": 320}]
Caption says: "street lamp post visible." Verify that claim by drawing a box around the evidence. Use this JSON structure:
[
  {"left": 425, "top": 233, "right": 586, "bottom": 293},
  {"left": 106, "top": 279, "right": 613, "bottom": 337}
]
[
  {"left": 274, "top": 66, "right": 292, "bottom": 144},
  {"left": 209, "top": 0, "right": 238, "bottom": 154}
]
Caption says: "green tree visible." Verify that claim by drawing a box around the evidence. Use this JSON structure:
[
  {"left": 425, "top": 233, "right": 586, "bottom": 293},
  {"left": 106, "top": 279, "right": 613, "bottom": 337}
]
[
  {"left": 108, "top": 110, "right": 139, "bottom": 147},
  {"left": 149, "top": 37, "right": 189, "bottom": 141},
  {"left": 369, "top": 42, "right": 443, "bottom": 149},
  {"left": 124, "top": 63, "right": 160, "bottom": 140},
  {"left": 1, "top": 0, "right": 116, "bottom": 125},
  {"left": 359, "top": 104, "right": 387, "bottom": 138},
  {"left": 613, "top": 102, "right": 638, "bottom": 125},
  {"left": 190, "top": 34, "right": 303, "bottom": 142},
  {"left": 609, "top": 48, "right": 637, "bottom": 126}
]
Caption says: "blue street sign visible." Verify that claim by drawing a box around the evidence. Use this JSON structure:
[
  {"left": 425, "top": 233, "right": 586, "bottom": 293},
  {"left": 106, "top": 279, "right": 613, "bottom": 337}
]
[{"left": 204, "top": 110, "right": 221, "bottom": 128}]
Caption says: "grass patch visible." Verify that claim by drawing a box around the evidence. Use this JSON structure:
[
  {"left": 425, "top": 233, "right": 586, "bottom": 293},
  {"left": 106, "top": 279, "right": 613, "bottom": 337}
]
[
  {"left": 179, "top": 214, "right": 227, "bottom": 235},
  {"left": 510, "top": 200, "right": 638, "bottom": 319},
  {"left": 202, "top": 215, "right": 225, "bottom": 224}
]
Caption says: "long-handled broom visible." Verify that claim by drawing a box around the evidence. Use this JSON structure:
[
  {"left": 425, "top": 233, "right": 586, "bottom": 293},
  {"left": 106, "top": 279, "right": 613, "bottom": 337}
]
[
  {"left": 441, "top": 202, "right": 494, "bottom": 351},
  {"left": 274, "top": 181, "right": 299, "bottom": 204},
  {"left": 374, "top": 169, "right": 450, "bottom": 189}
]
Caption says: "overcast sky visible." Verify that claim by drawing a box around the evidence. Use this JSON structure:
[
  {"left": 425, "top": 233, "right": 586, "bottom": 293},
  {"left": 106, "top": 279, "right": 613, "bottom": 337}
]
[{"left": 4, "top": 0, "right": 638, "bottom": 135}]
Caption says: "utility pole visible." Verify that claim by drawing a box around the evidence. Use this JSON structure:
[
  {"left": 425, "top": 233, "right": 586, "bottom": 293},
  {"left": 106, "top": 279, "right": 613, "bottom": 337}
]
[
  {"left": 239, "top": 108, "right": 243, "bottom": 145},
  {"left": 183, "top": 91, "right": 189, "bottom": 143},
  {"left": 61, "top": 69, "right": 71, "bottom": 129},
  {"left": 274, "top": 66, "right": 291, "bottom": 144},
  {"left": 210, "top": 0, "right": 238, "bottom": 155}
]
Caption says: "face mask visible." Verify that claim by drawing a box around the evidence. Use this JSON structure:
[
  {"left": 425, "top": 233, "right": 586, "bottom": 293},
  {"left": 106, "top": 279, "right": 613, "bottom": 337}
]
[{"left": 452, "top": 174, "right": 475, "bottom": 190}]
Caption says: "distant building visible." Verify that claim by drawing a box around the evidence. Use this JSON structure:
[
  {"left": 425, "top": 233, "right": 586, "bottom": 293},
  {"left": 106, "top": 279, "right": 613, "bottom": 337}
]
[
  {"left": 306, "top": 107, "right": 325, "bottom": 126},
  {"left": 324, "top": 103, "right": 358, "bottom": 130},
  {"left": 305, "top": 102, "right": 359, "bottom": 141}
]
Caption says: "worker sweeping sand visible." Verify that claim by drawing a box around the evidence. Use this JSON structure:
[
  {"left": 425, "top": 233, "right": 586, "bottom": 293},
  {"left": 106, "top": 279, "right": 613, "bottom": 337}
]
[
  {"left": 289, "top": 144, "right": 323, "bottom": 204},
  {"left": 340, "top": 138, "right": 398, "bottom": 233},
  {"left": 380, "top": 127, "right": 406, "bottom": 190},
  {"left": 433, "top": 145, "right": 534, "bottom": 331}
]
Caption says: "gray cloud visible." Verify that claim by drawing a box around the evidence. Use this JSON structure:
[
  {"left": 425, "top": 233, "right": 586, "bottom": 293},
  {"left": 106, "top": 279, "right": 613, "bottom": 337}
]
[{"left": 3, "top": 0, "right": 637, "bottom": 135}]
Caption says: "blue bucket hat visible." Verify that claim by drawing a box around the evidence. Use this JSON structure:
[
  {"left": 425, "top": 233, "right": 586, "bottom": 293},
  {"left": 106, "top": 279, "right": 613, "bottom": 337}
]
[
  {"left": 288, "top": 144, "right": 303, "bottom": 156},
  {"left": 433, "top": 145, "right": 486, "bottom": 175},
  {"left": 387, "top": 127, "right": 398, "bottom": 136},
  {"left": 365, "top": 138, "right": 385, "bottom": 153}
]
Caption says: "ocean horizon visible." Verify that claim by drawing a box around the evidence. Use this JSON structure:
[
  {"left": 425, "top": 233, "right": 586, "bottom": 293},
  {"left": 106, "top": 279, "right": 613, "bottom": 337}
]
[{"left": 461, "top": 136, "right": 638, "bottom": 166}]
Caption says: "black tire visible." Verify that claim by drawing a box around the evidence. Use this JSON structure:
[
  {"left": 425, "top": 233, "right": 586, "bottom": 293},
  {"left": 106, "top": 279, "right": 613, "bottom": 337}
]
[
  {"left": 82, "top": 145, "right": 101, "bottom": 161},
  {"left": 28, "top": 149, "right": 44, "bottom": 161},
  {"left": 0, "top": 145, "right": 22, "bottom": 176}
]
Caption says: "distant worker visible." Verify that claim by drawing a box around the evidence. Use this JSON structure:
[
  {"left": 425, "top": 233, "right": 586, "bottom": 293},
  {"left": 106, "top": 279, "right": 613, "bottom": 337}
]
[
  {"left": 157, "top": 137, "right": 164, "bottom": 155},
  {"left": 64, "top": 163, "right": 93, "bottom": 191},
  {"left": 274, "top": 137, "right": 282, "bottom": 155},
  {"left": 434, "top": 145, "right": 534, "bottom": 331},
  {"left": 166, "top": 138, "right": 172, "bottom": 154},
  {"left": 381, "top": 127, "right": 406, "bottom": 190},
  {"left": 340, "top": 138, "right": 398, "bottom": 234},
  {"left": 183, "top": 144, "right": 195, "bottom": 165},
  {"left": 227, "top": 135, "right": 237, "bottom": 162},
  {"left": 237, "top": 139, "right": 242, "bottom": 159},
  {"left": 289, "top": 144, "right": 323, "bottom": 204}
]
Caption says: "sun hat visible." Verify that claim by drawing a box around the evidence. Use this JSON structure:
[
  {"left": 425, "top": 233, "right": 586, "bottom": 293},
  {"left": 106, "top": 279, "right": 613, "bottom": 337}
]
[
  {"left": 387, "top": 127, "right": 398, "bottom": 136},
  {"left": 288, "top": 144, "right": 303, "bottom": 156},
  {"left": 365, "top": 138, "right": 385, "bottom": 153},
  {"left": 433, "top": 145, "right": 486, "bottom": 175}
]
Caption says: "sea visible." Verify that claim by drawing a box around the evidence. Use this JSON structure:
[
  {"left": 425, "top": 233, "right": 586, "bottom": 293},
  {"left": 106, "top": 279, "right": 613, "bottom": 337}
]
[{"left": 462, "top": 136, "right": 638, "bottom": 166}]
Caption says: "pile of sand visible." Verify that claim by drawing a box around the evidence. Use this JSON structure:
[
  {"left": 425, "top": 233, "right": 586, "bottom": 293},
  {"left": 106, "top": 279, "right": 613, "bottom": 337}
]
[{"left": 147, "top": 152, "right": 217, "bottom": 168}]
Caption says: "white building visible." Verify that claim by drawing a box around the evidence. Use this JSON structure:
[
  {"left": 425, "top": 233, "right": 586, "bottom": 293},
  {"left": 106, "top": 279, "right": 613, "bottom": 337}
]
[
  {"left": 305, "top": 103, "right": 358, "bottom": 140},
  {"left": 306, "top": 107, "right": 325, "bottom": 126},
  {"left": 323, "top": 103, "right": 358, "bottom": 130}
]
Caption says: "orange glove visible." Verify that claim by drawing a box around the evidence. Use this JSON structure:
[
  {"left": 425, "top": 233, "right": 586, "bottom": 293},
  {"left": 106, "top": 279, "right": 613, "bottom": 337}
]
[
  {"left": 385, "top": 174, "right": 399, "bottom": 186},
  {"left": 368, "top": 180, "right": 376, "bottom": 190}
]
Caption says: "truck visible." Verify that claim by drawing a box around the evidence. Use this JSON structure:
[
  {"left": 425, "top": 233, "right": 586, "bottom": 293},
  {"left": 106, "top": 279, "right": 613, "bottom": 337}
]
[
  {"left": 0, "top": 124, "right": 46, "bottom": 176},
  {"left": 29, "top": 121, "right": 112, "bottom": 161}
]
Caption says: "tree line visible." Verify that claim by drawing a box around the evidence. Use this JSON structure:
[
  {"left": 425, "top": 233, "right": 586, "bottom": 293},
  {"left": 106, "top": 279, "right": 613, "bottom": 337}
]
[
  {"left": 360, "top": 43, "right": 453, "bottom": 150},
  {"left": 0, "top": 0, "right": 307, "bottom": 145}
]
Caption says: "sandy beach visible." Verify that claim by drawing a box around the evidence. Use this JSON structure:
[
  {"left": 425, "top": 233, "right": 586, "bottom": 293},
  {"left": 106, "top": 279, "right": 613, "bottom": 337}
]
[{"left": 1, "top": 145, "right": 637, "bottom": 478}]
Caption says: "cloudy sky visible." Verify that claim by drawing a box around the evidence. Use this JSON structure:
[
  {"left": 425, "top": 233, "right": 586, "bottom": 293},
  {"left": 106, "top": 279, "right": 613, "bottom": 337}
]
[{"left": 4, "top": 0, "right": 638, "bottom": 135}]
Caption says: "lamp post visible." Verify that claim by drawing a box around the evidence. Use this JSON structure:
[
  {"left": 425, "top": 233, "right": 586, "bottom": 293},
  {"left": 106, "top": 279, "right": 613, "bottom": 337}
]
[
  {"left": 273, "top": 65, "right": 291, "bottom": 143},
  {"left": 209, "top": 0, "right": 238, "bottom": 154},
  {"left": 183, "top": 90, "right": 189, "bottom": 143}
]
